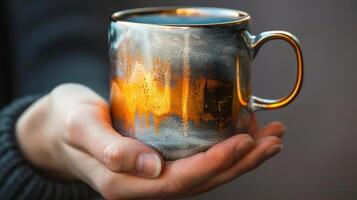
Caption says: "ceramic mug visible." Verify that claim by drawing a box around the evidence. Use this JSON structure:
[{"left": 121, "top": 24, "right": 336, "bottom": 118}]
[{"left": 109, "top": 7, "right": 303, "bottom": 160}]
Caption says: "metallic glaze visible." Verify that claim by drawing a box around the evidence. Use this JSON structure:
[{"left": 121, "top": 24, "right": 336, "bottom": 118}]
[
  {"left": 108, "top": 7, "right": 303, "bottom": 160},
  {"left": 242, "top": 31, "right": 303, "bottom": 111}
]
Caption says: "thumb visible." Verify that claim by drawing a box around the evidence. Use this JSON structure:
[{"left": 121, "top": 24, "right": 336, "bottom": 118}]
[
  {"left": 63, "top": 106, "right": 163, "bottom": 178},
  {"left": 102, "top": 136, "right": 163, "bottom": 178}
]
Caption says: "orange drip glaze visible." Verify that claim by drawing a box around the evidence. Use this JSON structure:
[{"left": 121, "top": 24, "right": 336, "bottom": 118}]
[
  {"left": 111, "top": 49, "right": 232, "bottom": 134},
  {"left": 181, "top": 34, "right": 190, "bottom": 134}
]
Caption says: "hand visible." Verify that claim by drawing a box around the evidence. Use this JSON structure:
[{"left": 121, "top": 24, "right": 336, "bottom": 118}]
[{"left": 16, "top": 83, "right": 285, "bottom": 199}]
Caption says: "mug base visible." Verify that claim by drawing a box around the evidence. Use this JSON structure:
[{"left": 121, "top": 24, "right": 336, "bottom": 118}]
[{"left": 134, "top": 125, "right": 238, "bottom": 160}]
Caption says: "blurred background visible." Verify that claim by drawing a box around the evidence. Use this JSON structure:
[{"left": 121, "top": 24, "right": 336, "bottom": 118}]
[{"left": 1, "top": 0, "right": 356, "bottom": 199}]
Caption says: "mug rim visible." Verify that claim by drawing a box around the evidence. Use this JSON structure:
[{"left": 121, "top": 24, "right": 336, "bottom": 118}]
[{"left": 111, "top": 6, "right": 251, "bottom": 28}]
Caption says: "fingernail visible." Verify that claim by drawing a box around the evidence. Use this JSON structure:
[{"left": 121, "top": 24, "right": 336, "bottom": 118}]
[
  {"left": 281, "top": 125, "right": 287, "bottom": 132},
  {"left": 235, "top": 137, "right": 254, "bottom": 159},
  {"left": 275, "top": 125, "right": 287, "bottom": 135},
  {"left": 262, "top": 144, "right": 283, "bottom": 161},
  {"left": 136, "top": 153, "right": 162, "bottom": 178}
]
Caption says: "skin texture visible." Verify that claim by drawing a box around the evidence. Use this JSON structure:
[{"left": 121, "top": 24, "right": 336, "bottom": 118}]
[{"left": 15, "top": 83, "right": 285, "bottom": 199}]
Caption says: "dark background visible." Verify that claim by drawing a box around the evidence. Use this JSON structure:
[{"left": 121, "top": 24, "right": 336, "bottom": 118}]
[{"left": 1, "top": 0, "right": 357, "bottom": 199}]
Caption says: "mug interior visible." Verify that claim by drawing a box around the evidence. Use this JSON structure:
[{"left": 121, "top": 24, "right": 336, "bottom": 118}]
[{"left": 111, "top": 7, "right": 250, "bottom": 26}]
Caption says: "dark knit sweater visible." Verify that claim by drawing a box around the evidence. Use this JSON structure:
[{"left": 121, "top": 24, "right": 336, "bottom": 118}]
[
  {"left": 0, "top": 1, "right": 164, "bottom": 199},
  {"left": 0, "top": 96, "right": 99, "bottom": 199}
]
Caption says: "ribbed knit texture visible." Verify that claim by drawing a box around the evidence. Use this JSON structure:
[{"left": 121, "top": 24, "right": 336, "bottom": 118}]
[{"left": 0, "top": 96, "right": 99, "bottom": 200}]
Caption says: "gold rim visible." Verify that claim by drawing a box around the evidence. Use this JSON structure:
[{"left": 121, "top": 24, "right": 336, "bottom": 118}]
[{"left": 111, "top": 6, "right": 251, "bottom": 28}]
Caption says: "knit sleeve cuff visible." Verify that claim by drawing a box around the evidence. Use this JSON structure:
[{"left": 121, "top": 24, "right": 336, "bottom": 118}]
[{"left": 0, "top": 95, "right": 99, "bottom": 200}]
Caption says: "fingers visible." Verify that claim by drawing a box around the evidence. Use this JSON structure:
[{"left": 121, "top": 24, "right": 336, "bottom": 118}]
[
  {"left": 158, "top": 134, "right": 254, "bottom": 194},
  {"left": 254, "top": 121, "right": 286, "bottom": 139},
  {"left": 62, "top": 103, "right": 163, "bottom": 178},
  {"left": 247, "top": 113, "right": 285, "bottom": 139},
  {"left": 89, "top": 134, "right": 255, "bottom": 199},
  {"left": 77, "top": 119, "right": 283, "bottom": 199},
  {"left": 190, "top": 136, "right": 282, "bottom": 195}
]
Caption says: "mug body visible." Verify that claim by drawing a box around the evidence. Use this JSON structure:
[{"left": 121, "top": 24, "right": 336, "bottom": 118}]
[{"left": 109, "top": 7, "right": 254, "bottom": 160}]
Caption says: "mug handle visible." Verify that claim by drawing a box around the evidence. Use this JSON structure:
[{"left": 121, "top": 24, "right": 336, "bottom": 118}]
[{"left": 242, "top": 30, "right": 304, "bottom": 111}]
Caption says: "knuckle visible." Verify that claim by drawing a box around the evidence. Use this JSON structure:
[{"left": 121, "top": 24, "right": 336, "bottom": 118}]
[
  {"left": 103, "top": 144, "right": 124, "bottom": 172},
  {"left": 63, "top": 108, "right": 90, "bottom": 145},
  {"left": 51, "top": 84, "right": 78, "bottom": 100},
  {"left": 52, "top": 83, "right": 87, "bottom": 96}
]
